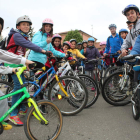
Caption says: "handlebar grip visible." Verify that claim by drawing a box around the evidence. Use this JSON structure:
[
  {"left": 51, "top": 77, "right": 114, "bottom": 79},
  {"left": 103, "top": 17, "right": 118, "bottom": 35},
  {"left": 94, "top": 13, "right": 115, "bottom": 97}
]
[{"left": 29, "top": 63, "right": 37, "bottom": 69}]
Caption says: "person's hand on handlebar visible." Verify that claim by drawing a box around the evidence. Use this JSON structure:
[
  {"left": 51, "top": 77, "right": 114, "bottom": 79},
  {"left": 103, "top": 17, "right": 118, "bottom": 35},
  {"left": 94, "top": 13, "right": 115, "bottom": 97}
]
[
  {"left": 121, "top": 49, "right": 128, "bottom": 56},
  {"left": 25, "top": 59, "right": 35, "bottom": 71},
  {"left": 103, "top": 53, "right": 106, "bottom": 57},
  {"left": 117, "top": 50, "right": 121, "bottom": 54}
]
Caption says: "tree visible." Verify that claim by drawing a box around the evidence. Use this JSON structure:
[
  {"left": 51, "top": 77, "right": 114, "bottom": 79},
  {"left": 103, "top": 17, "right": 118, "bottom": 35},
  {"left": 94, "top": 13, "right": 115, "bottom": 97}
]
[
  {"left": 64, "top": 30, "right": 83, "bottom": 43},
  {"left": 28, "top": 27, "right": 35, "bottom": 41}
]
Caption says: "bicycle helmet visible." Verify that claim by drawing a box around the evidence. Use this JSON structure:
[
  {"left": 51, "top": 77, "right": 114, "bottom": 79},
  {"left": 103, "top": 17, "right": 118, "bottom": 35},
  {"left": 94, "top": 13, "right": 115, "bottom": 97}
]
[
  {"left": 108, "top": 24, "right": 117, "bottom": 29},
  {"left": 0, "top": 17, "right": 4, "bottom": 30},
  {"left": 82, "top": 40, "right": 88, "bottom": 44},
  {"left": 119, "top": 29, "right": 128, "bottom": 34},
  {"left": 63, "top": 41, "right": 71, "bottom": 49},
  {"left": 88, "top": 37, "right": 95, "bottom": 42},
  {"left": 42, "top": 18, "right": 53, "bottom": 25},
  {"left": 16, "top": 15, "right": 32, "bottom": 27},
  {"left": 69, "top": 39, "right": 77, "bottom": 43},
  {"left": 122, "top": 4, "right": 139, "bottom": 16},
  {"left": 100, "top": 41, "right": 106, "bottom": 46},
  {"left": 77, "top": 42, "right": 82, "bottom": 45},
  {"left": 52, "top": 34, "right": 62, "bottom": 40}
]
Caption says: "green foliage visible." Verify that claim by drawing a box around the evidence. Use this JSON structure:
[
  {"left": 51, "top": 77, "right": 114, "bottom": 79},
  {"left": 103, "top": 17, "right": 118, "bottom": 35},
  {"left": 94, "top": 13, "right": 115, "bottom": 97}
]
[
  {"left": 28, "top": 27, "right": 35, "bottom": 41},
  {"left": 64, "top": 30, "right": 83, "bottom": 43}
]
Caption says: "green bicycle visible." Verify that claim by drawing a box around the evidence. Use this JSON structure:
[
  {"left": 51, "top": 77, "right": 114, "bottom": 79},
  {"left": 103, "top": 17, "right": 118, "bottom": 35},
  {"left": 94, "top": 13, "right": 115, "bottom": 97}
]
[{"left": 0, "top": 66, "right": 63, "bottom": 140}]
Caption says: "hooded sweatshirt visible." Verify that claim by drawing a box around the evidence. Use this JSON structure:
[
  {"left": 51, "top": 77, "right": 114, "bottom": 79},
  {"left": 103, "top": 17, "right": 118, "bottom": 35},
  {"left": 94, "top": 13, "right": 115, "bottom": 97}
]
[{"left": 121, "top": 19, "right": 140, "bottom": 50}]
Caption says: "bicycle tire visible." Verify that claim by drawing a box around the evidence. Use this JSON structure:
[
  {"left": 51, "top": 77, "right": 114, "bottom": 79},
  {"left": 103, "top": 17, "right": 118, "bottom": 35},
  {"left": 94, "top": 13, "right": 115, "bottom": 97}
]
[
  {"left": 48, "top": 76, "right": 88, "bottom": 116},
  {"left": 24, "top": 100, "right": 63, "bottom": 140},
  {"left": 102, "top": 71, "right": 133, "bottom": 106},
  {"left": 78, "top": 74, "right": 99, "bottom": 108}
]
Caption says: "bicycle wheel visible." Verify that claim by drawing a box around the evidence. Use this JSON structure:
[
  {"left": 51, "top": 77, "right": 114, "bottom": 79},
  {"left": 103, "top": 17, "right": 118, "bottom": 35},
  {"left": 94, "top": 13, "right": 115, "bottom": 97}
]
[
  {"left": 48, "top": 76, "right": 88, "bottom": 116},
  {"left": 0, "top": 81, "right": 13, "bottom": 106},
  {"left": 102, "top": 71, "right": 133, "bottom": 106},
  {"left": 24, "top": 100, "right": 63, "bottom": 140},
  {"left": 78, "top": 74, "right": 99, "bottom": 108}
]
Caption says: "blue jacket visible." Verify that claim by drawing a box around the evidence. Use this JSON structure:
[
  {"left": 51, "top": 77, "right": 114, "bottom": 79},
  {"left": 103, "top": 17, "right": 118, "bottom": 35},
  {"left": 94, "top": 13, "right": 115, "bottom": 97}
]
[
  {"left": 28, "top": 31, "right": 65, "bottom": 65},
  {"left": 80, "top": 49, "right": 84, "bottom": 55},
  {"left": 104, "top": 33, "right": 123, "bottom": 55},
  {"left": 130, "top": 35, "right": 140, "bottom": 55}
]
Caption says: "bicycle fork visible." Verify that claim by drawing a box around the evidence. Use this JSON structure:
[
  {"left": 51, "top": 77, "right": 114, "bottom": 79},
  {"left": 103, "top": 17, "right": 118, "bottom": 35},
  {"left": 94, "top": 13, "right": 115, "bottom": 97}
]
[{"left": 27, "top": 98, "right": 48, "bottom": 125}]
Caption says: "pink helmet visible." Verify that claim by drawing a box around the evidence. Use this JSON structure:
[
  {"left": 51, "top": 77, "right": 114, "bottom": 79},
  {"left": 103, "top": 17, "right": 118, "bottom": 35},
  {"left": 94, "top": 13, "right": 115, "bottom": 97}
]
[
  {"left": 42, "top": 18, "right": 53, "bottom": 25},
  {"left": 100, "top": 41, "right": 106, "bottom": 46},
  {"left": 63, "top": 41, "right": 71, "bottom": 49},
  {"left": 52, "top": 34, "right": 62, "bottom": 40}
]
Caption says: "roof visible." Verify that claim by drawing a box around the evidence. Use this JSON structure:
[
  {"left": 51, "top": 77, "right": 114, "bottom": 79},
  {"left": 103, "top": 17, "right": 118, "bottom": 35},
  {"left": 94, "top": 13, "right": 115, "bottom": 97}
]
[{"left": 57, "top": 30, "right": 97, "bottom": 40}]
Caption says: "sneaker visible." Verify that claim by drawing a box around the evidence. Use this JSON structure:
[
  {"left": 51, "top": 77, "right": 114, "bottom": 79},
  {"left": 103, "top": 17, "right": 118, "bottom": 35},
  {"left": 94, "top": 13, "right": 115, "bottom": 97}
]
[
  {"left": 9, "top": 116, "right": 23, "bottom": 126},
  {"left": 1, "top": 121, "right": 12, "bottom": 130},
  {"left": 19, "top": 109, "right": 27, "bottom": 116}
]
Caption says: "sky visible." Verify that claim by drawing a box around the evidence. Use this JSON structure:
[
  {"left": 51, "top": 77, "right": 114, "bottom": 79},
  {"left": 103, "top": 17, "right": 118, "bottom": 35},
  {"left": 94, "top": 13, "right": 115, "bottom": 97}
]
[{"left": 0, "top": 0, "right": 140, "bottom": 42}]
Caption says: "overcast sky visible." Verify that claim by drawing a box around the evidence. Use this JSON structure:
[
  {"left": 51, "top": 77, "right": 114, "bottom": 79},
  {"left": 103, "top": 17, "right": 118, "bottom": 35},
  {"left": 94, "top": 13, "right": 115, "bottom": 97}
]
[{"left": 0, "top": 0, "right": 140, "bottom": 42}]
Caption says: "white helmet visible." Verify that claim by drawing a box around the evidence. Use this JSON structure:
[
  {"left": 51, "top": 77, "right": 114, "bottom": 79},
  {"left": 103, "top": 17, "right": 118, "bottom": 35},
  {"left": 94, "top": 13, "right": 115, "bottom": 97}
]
[{"left": 16, "top": 15, "right": 32, "bottom": 27}]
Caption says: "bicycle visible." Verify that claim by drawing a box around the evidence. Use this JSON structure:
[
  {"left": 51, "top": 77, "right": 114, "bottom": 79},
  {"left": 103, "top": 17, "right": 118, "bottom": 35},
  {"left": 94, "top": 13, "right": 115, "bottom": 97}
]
[
  {"left": 0, "top": 65, "right": 63, "bottom": 140},
  {"left": 102, "top": 55, "right": 136, "bottom": 106}
]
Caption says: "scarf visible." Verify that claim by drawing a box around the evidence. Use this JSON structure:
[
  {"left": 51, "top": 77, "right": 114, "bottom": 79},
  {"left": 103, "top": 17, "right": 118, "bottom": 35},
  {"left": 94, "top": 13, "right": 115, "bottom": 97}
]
[{"left": 16, "top": 29, "right": 29, "bottom": 38}]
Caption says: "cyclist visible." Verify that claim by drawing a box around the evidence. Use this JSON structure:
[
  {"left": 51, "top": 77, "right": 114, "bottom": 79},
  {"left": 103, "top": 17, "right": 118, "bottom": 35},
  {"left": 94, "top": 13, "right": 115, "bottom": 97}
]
[
  {"left": 84, "top": 37, "right": 101, "bottom": 78},
  {"left": 62, "top": 41, "right": 71, "bottom": 53},
  {"left": 28, "top": 18, "right": 65, "bottom": 70},
  {"left": 80, "top": 40, "right": 88, "bottom": 55},
  {"left": 0, "top": 17, "right": 34, "bottom": 130},
  {"left": 68, "top": 39, "right": 85, "bottom": 59},
  {"left": 126, "top": 21, "right": 133, "bottom": 30},
  {"left": 121, "top": 5, "right": 140, "bottom": 56},
  {"left": 119, "top": 29, "right": 128, "bottom": 39},
  {"left": 103, "top": 24, "right": 123, "bottom": 66},
  {"left": 5, "top": 15, "right": 48, "bottom": 126},
  {"left": 77, "top": 42, "right": 82, "bottom": 51}
]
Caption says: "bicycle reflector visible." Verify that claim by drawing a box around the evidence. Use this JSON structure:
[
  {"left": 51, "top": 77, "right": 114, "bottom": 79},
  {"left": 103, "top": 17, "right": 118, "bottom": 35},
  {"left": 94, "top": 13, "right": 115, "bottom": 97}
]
[
  {"left": 119, "top": 74, "right": 123, "bottom": 77},
  {"left": 58, "top": 94, "right": 62, "bottom": 100}
]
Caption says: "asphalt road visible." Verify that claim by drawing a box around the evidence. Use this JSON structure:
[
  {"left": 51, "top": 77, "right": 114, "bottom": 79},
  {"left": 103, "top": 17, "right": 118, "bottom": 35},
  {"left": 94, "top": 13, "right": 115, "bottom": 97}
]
[{"left": 1, "top": 95, "right": 140, "bottom": 140}]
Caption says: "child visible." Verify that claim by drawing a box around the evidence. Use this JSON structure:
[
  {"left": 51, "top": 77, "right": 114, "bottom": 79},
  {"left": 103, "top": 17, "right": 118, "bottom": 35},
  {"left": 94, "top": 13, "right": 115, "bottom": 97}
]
[
  {"left": 45, "top": 34, "right": 64, "bottom": 70},
  {"left": 62, "top": 41, "right": 71, "bottom": 54},
  {"left": 6, "top": 15, "right": 47, "bottom": 126},
  {"left": 28, "top": 18, "right": 65, "bottom": 70},
  {"left": 119, "top": 29, "right": 128, "bottom": 39},
  {"left": 84, "top": 37, "right": 101, "bottom": 78},
  {"left": 80, "top": 40, "right": 88, "bottom": 55},
  {"left": 0, "top": 16, "right": 34, "bottom": 130},
  {"left": 77, "top": 42, "right": 82, "bottom": 51},
  {"left": 126, "top": 21, "right": 133, "bottom": 30},
  {"left": 68, "top": 39, "right": 85, "bottom": 59}
]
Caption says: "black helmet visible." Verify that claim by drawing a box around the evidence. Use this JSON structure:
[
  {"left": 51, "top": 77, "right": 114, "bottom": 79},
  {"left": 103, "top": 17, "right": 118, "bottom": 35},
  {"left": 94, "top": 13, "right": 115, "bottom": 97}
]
[
  {"left": 69, "top": 39, "right": 77, "bottom": 43},
  {"left": 82, "top": 40, "right": 88, "bottom": 44},
  {"left": 77, "top": 42, "right": 82, "bottom": 45}
]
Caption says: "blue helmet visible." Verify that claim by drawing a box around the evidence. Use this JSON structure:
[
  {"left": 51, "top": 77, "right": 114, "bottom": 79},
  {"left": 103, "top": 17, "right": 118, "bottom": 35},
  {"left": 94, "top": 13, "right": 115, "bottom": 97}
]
[
  {"left": 119, "top": 29, "right": 129, "bottom": 34},
  {"left": 109, "top": 24, "right": 117, "bottom": 29},
  {"left": 88, "top": 37, "right": 95, "bottom": 42},
  {"left": 122, "top": 4, "right": 139, "bottom": 16}
]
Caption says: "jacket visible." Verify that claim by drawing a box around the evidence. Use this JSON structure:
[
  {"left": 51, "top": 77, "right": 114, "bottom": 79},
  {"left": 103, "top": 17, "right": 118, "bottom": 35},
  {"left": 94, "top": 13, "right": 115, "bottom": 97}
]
[
  {"left": 104, "top": 33, "right": 123, "bottom": 55},
  {"left": 28, "top": 31, "right": 65, "bottom": 65},
  {"left": 45, "top": 47, "right": 64, "bottom": 68},
  {"left": 121, "top": 19, "right": 140, "bottom": 51},
  {"left": 68, "top": 49, "right": 85, "bottom": 59},
  {"left": 84, "top": 46, "right": 101, "bottom": 71},
  {"left": 0, "top": 49, "right": 26, "bottom": 74}
]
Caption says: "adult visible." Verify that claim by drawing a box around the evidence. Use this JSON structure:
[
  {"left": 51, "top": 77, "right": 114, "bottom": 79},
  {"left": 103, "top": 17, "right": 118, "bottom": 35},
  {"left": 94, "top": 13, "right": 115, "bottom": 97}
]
[{"left": 103, "top": 24, "right": 123, "bottom": 66}]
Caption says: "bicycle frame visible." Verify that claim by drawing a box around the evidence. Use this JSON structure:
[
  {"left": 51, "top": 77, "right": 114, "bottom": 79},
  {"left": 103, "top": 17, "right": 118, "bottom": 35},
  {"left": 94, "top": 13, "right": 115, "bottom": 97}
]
[
  {"left": 0, "top": 66, "right": 48, "bottom": 124},
  {"left": 25, "top": 65, "right": 69, "bottom": 98}
]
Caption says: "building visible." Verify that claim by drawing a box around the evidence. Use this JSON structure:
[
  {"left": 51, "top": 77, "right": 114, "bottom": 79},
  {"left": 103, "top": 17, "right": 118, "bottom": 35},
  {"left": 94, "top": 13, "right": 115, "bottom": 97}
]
[{"left": 56, "top": 30, "right": 101, "bottom": 50}]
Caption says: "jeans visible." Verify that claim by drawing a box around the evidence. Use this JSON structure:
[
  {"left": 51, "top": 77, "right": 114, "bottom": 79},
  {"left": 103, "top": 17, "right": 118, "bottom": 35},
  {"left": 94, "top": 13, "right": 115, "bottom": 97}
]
[{"left": 11, "top": 73, "right": 26, "bottom": 116}]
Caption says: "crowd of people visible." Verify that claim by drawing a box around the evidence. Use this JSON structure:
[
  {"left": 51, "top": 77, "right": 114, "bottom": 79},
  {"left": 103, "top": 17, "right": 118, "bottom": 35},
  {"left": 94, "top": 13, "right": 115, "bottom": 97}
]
[{"left": 0, "top": 4, "right": 140, "bottom": 133}]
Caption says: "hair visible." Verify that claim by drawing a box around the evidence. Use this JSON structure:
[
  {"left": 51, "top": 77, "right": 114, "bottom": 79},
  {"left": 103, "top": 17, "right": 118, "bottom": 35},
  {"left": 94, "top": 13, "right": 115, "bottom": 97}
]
[
  {"left": 125, "top": 8, "right": 139, "bottom": 16},
  {"left": 52, "top": 37, "right": 62, "bottom": 49},
  {"left": 40, "top": 24, "right": 53, "bottom": 36},
  {"left": 0, "top": 24, "right": 2, "bottom": 35}
]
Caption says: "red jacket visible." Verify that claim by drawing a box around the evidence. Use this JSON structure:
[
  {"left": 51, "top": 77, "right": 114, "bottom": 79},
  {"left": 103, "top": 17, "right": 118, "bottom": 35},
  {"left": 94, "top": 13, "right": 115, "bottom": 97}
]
[{"left": 45, "top": 47, "right": 64, "bottom": 68}]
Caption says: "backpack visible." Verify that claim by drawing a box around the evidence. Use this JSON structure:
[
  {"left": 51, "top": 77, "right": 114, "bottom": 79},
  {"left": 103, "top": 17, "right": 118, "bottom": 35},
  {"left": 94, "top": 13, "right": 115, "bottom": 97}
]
[{"left": 0, "top": 35, "right": 19, "bottom": 53}]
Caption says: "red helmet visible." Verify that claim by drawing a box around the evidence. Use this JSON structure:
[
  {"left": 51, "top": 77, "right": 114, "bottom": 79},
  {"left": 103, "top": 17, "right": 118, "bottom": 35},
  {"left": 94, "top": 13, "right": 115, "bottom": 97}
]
[{"left": 63, "top": 41, "right": 71, "bottom": 49}]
